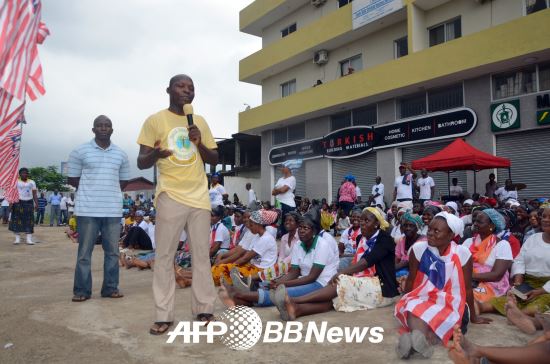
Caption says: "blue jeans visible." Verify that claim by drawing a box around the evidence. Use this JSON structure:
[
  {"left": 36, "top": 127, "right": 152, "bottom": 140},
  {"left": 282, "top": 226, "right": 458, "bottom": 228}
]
[
  {"left": 50, "top": 205, "right": 60, "bottom": 226},
  {"left": 73, "top": 216, "right": 121, "bottom": 298},
  {"left": 257, "top": 281, "right": 323, "bottom": 307},
  {"left": 59, "top": 209, "right": 68, "bottom": 224},
  {"left": 35, "top": 208, "right": 45, "bottom": 224},
  {"left": 1, "top": 205, "right": 8, "bottom": 222}
]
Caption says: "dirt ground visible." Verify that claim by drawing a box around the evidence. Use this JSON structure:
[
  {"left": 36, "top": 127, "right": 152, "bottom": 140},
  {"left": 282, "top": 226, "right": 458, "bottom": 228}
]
[{"left": 0, "top": 225, "right": 533, "bottom": 364}]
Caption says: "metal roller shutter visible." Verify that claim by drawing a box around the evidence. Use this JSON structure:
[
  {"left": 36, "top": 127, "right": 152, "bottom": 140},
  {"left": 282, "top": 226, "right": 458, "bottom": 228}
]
[
  {"left": 332, "top": 152, "right": 377, "bottom": 202},
  {"left": 496, "top": 129, "right": 550, "bottom": 201},
  {"left": 402, "top": 141, "right": 467, "bottom": 199},
  {"left": 293, "top": 164, "right": 306, "bottom": 199}
]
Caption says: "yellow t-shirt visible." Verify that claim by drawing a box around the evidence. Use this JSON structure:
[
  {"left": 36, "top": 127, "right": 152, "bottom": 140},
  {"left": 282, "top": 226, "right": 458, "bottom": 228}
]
[{"left": 137, "top": 109, "right": 217, "bottom": 211}]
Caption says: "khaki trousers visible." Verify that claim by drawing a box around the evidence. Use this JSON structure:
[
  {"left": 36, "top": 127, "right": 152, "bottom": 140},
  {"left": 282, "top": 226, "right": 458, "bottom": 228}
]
[{"left": 153, "top": 192, "right": 216, "bottom": 321}]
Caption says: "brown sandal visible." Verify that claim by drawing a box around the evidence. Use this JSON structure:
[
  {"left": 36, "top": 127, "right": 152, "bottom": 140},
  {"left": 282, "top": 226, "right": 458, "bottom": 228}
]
[
  {"left": 149, "top": 322, "right": 173, "bottom": 335},
  {"left": 102, "top": 291, "right": 124, "bottom": 298}
]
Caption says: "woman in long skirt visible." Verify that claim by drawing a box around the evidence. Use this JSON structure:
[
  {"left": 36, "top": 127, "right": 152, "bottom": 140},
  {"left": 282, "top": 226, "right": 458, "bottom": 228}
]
[{"left": 9, "top": 167, "right": 38, "bottom": 245}]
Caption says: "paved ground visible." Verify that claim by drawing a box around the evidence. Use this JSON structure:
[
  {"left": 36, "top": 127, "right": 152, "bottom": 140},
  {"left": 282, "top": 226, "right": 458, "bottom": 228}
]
[{"left": 0, "top": 225, "right": 533, "bottom": 364}]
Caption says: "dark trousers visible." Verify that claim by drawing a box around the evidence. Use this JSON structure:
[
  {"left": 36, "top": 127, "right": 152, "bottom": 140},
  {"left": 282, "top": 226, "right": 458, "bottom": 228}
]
[
  {"left": 35, "top": 208, "right": 45, "bottom": 224},
  {"left": 340, "top": 201, "right": 354, "bottom": 217},
  {"left": 123, "top": 226, "right": 153, "bottom": 250}
]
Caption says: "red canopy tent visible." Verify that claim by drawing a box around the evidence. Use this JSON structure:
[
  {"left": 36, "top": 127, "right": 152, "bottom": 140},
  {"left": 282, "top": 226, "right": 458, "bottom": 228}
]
[{"left": 411, "top": 138, "right": 511, "bottom": 194}]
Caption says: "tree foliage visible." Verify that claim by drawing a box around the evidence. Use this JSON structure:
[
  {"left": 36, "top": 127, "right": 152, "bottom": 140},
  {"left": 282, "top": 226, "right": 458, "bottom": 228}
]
[{"left": 29, "top": 166, "right": 69, "bottom": 192}]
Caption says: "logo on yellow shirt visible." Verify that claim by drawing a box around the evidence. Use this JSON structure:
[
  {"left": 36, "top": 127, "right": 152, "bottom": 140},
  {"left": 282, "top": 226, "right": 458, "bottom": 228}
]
[{"left": 167, "top": 127, "right": 197, "bottom": 166}]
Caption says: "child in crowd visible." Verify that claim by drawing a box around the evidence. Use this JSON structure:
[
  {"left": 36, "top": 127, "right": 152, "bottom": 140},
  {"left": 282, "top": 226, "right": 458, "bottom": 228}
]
[
  {"left": 210, "top": 206, "right": 231, "bottom": 259},
  {"left": 338, "top": 209, "right": 361, "bottom": 269}
]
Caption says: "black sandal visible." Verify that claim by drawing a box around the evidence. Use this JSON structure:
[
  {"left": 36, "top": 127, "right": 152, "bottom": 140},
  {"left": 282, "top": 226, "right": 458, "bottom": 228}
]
[
  {"left": 196, "top": 313, "right": 215, "bottom": 322},
  {"left": 149, "top": 321, "right": 173, "bottom": 335}
]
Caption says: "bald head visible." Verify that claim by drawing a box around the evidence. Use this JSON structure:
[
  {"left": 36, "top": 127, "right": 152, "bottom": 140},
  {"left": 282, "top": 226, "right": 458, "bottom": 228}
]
[
  {"left": 93, "top": 115, "right": 111, "bottom": 127},
  {"left": 169, "top": 74, "right": 192, "bottom": 87}
]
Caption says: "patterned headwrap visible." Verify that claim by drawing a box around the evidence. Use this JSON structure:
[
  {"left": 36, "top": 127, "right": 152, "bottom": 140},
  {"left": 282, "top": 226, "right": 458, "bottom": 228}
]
[
  {"left": 435, "top": 211, "right": 465, "bottom": 237},
  {"left": 481, "top": 208, "right": 506, "bottom": 234},
  {"left": 363, "top": 207, "right": 390, "bottom": 231},
  {"left": 401, "top": 211, "right": 424, "bottom": 230},
  {"left": 250, "top": 209, "right": 279, "bottom": 226}
]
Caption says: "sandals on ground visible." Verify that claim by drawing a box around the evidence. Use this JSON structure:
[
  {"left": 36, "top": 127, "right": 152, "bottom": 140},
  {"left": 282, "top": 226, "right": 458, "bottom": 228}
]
[
  {"left": 149, "top": 321, "right": 173, "bottom": 335},
  {"left": 102, "top": 291, "right": 124, "bottom": 298},
  {"left": 71, "top": 295, "right": 89, "bottom": 302},
  {"left": 196, "top": 313, "right": 215, "bottom": 322}
]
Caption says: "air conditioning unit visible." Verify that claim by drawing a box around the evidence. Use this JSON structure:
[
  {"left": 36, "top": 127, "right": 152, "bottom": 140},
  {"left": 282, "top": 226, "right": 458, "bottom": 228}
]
[
  {"left": 311, "top": 0, "right": 327, "bottom": 7},
  {"left": 313, "top": 50, "right": 329, "bottom": 65}
]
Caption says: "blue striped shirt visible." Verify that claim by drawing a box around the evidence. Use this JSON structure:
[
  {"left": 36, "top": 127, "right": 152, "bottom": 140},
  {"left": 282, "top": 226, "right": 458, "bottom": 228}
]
[
  {"left": 37, "top": 197, "right": 47, "bottom": 209},
  {"left": 67, "top": 139, "right": 130, "bottom": 217}
]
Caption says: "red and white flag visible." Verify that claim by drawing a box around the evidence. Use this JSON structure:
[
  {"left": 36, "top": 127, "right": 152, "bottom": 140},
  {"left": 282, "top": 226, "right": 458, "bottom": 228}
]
[{"left": 0, "top": 123, "right": 22, "bottom": 202}]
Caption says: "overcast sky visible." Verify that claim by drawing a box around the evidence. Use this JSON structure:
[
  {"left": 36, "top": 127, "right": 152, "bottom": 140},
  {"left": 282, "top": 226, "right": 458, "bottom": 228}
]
[{"left": 20, "top": 0, "right": 261, "bottom": 179}]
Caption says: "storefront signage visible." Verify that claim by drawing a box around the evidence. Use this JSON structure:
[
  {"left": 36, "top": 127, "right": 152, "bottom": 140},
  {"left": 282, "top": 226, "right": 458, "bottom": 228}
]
[
  {"left": 352, "top": 0, "right": 404, "bottom": 30},
  {"left": 537, "top": 109, "right": 550, "bottom": 125},
  {"left": 268, "top": 108, "right": 477, "bottom": 165},
  {"left": 491, "top": 99, "right": 520, "bottom": 131}
]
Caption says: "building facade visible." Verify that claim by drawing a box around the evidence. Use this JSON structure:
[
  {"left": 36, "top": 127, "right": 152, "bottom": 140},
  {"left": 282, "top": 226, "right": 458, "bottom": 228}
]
[{"left": 238, "top": 0, "right": 550, "bottom": 205}]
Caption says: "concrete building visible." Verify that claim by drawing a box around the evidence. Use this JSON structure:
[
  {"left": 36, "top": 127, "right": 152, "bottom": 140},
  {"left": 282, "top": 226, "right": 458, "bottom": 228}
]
[{"left": 238, "top": 0, "right": 550, "bottom": 205}]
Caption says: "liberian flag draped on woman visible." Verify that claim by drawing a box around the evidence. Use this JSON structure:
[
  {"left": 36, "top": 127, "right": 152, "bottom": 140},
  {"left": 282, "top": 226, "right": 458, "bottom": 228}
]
[
  {"left": 0, "top": 0, "right": 49, "bottom": 202},
  {"left": 394, "top": 241, "right": 468, "bottom": 345}
]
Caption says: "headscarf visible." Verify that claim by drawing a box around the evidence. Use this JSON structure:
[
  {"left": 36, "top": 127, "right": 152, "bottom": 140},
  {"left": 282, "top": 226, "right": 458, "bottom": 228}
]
[
  {"left": 445, "top": 201, "right": 459, "bottom": 216},
  {"left": 401, "top": 211, "right": 423, "bottom": 230},
  {"left": 363, "top": 206, "right": 390, "bottom": 231},
  {"left": 423, "top": 205, "right": 441, "bottom": 216},
  {"left": 435, "top": 211, "right": 465, "bottom": 237},
  {"left": 463, "top": 199, "right": 474, "bottom": 206},
  {"left": 397, "top": 201, "right": 413, "bottom": 210},
  {"left": 480, "top": 208, "right": 506, "bottom": 234},
  {"left": 497, "top": 208, "right": 516, "bottom": 228},
  {"left": 345, "top": 174, "right": 356, "bottom": 182},
  {"left": 423, "top": 200, "right": 443, "bottom": 208},
  {"left": 505, "top": 199, "right": 521, "bottom": 208},
  {"left": 250, "top": 209, "right": 278, "bottom": 226}
]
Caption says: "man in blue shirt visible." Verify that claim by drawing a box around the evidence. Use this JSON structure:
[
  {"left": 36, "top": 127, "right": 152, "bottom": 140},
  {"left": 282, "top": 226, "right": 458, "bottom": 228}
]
[
  {"left": 48, "top": 191, "right": 62, "bottom": 226},
  {"left": 68, "top": 115, "right": 130, "bottom": 302},
  {"left": 35, "top": 192, "right": 48, "bottom": 225}
]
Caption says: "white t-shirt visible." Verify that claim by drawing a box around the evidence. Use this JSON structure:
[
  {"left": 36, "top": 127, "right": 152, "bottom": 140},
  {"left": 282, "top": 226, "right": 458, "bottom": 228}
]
[
  {"left": 209, "top": 184, "right": 226, "bottom": 208},
  {"left": 16, "top": 179, "right": 36, "bottom": 201},
  {"left": 495, "top": 187, "right": 518, "bottom": 202},
  {"left": 275, "top": 176, "right": 296, "bottom": 207},
  {"left": 148, "top": 223, "right": 156, "bottom": 249},
  {"left": 1, "top": 199, "right": 9, "bottom": 207},
  {"left": 319, "top": 230, "right": 340, "bottom": 259},
  {"left": 248, "top": 189, "right": 256, "bottom": 204},
  {"left": 60, "top": 196, "right": 68, "bottom": 210},
  {"left": 239, "top": 230, "right": 258, "bottom": 251},
  {"left": 266, "top": 225, "right": 277, "bottom": 239},
  {"left": 250, "top": 231, "right": 278, "bottom": 269},
  {"left": 450, "top": 185, "right": 463, "bottom": 197},
  {"left": 211, "top": 222, "right": 230, "bottom": 249},
  {"left": 462, "top": 237, "right": 513, "bottom": 268},
  {"left": 179, "top": 229, "right": 187, "bottom": 243},
  {"left": 66, "top": 197, "right": 75, "bottom": 212},
  {"left": 290, "top": 235, "right": 339, "bottom": 287},
  {"left": 394, "top": 175, "right": 413, "bottom": 200},
  {"left": 371, "top": 183, "right": 384, "bottom": 206},
  {"left": 511, "top": 233, "right": 550, "bottom": 293},
  {"left": 355, "top": 186, "right": 362, "bottom": 198},
  {"left": 417, "top": 176, "right": 435, "bottom": 200}
]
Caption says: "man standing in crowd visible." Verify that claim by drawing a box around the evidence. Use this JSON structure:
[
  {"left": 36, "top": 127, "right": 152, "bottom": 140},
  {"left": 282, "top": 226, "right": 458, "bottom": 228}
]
[
  {"left": 371, "top": 176, "right": 385, "bottom": 209},
  {"left": 48, "top": 190, "right": 62, "bottom": 226},
  {"left": 354, "top": 180, "right": 362, "bottom": 204},
  {"left": 393, "top": 162, "right": 415, "bottom": 208},
  {"left": 495, "top": 179, "right": 518, "bottom": 203},
  {"left": 1, "top": 193, "right": 9, "bottom": 224},
  {"left": 35, "top": 192, "right": 48, "bottom": 225},
  {"left": 485, "top": 173, "right": 498, "bottom": 198},
  {"left": 137, "top": 74, "right": 219, "bottom": 334},
  {"left": 246, "top": 182, "right": 256, "bottom": 208},
  {"left": 272, "top": 163, "right": 296, "bottom": 235},
  {"left": 417, "top": 168, "right": 435, "bottom": 204},
  {"left": 449, "top": 177, "right": 463, "bottom": 200},
  {"left": 60, "top": 193, "right": 69, "bottom": 225},
  {"left": 68, "top": 115, "right": 130, "bottom": 303},
  {"left": 67, "top": 193, "right": 75, "bottom": 221}
]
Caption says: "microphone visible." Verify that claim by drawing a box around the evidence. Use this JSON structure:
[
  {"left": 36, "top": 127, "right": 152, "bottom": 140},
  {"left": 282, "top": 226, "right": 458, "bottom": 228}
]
[{"left": 183, "top": 104, "right": 194, "bottom": 126}]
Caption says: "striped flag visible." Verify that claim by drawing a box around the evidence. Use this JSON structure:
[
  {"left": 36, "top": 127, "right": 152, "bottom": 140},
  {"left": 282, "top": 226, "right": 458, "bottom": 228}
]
[
  {"left": 0, "top": 96, "right": 24, "bottom": 141},
  {"left": 0, "top": 123, "right": 22, "bottom": 203},
  {"left": 0, "top": 0, "right": 45, "bottom": 101}
]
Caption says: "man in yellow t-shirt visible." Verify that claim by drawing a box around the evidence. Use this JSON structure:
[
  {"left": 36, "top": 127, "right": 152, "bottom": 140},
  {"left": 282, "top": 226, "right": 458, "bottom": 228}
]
[{"left": 137, "top": 74, "right": 219, "bottom": 335}]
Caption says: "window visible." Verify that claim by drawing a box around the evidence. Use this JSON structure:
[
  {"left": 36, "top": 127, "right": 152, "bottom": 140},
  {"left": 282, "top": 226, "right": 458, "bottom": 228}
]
[
  {"left": 331, "top": 112, "right": 352, "bottom": 131},
  {"left": 429, "top": 18, "right": 461, "bottom": 47},
  {"left": 525, "top": 0, "right": 548, "bottom": 14},
  {"left": 398, "top": 93, "right": 426, "bottom": 119},
  {"left": 288, "top": 123, "right": 305, "bottom": 142},
  {"left": 353, "top": 105, "right": 377, "bottom": 125},
  {"left": 281, "top": 23, "right": 297, "bottom": 38},
  {"left": 539, "top": 62, "right": 550, "bottom": 91},
  {"left": 330, "top": 104, "right": 377, "bottom": 130},
  {"left": 272, "top": 123, "right": 305, "bottom": 145},
  {"left": 340, "top": 54, "right": 362, "bottom": 77},
  {"left": 281, "top": 79, "right": 296, "bottom": 98},
  {"left": 394, "top": 36, "right": 408, "bottom": 59},
  {"left": 338, "top": 0, "right": 353, "bottom": 8},
  {"left": 492, "top": 67, "right": 537, "bottom": 100},
  {"left": 428, "top": 83, "right": 463, "bottom": 112}
]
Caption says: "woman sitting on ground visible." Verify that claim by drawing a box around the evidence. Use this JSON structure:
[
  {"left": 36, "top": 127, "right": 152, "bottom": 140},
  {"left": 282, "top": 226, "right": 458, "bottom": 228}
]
[
  {"left": 218, "top": 214, "right": 339, "bottom": 308},
  {"left": 338, "top": 209, "right": 362, "bottom": 269},
  {"left": 462, "top": 208, "right": 513, "bottom": 316},
  {"left": 523, "top": 209, "right": 542, "bottom": 244},
  {"left": 336, "top": 208, "right": 350, "bottom": 236},
  {"left": 210, "top": 205, "right": 231, "bottom": 259},
  {"left": 486, "top": 206, "right": 550, "bottom": 333},
  {"left": 214, "top": 209, "right": 252, "bottom": 265},
  {"left": 497, "top": 208, "right": 521, "bottom": 258},
  {"left": 211, "top": 209, "right": 278, "bottom": 286},
  {"left": 395, "top": 212, "right": 490, "bottom": 360},
  {"left": 121, "top": 210, "right": 153, "bottom": 250},
  {"left": 271, "top": 207, "right": 399, "bottom": 320},
  {"left": 395, "top": 212, "right": 425, "bottom": 291}
]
